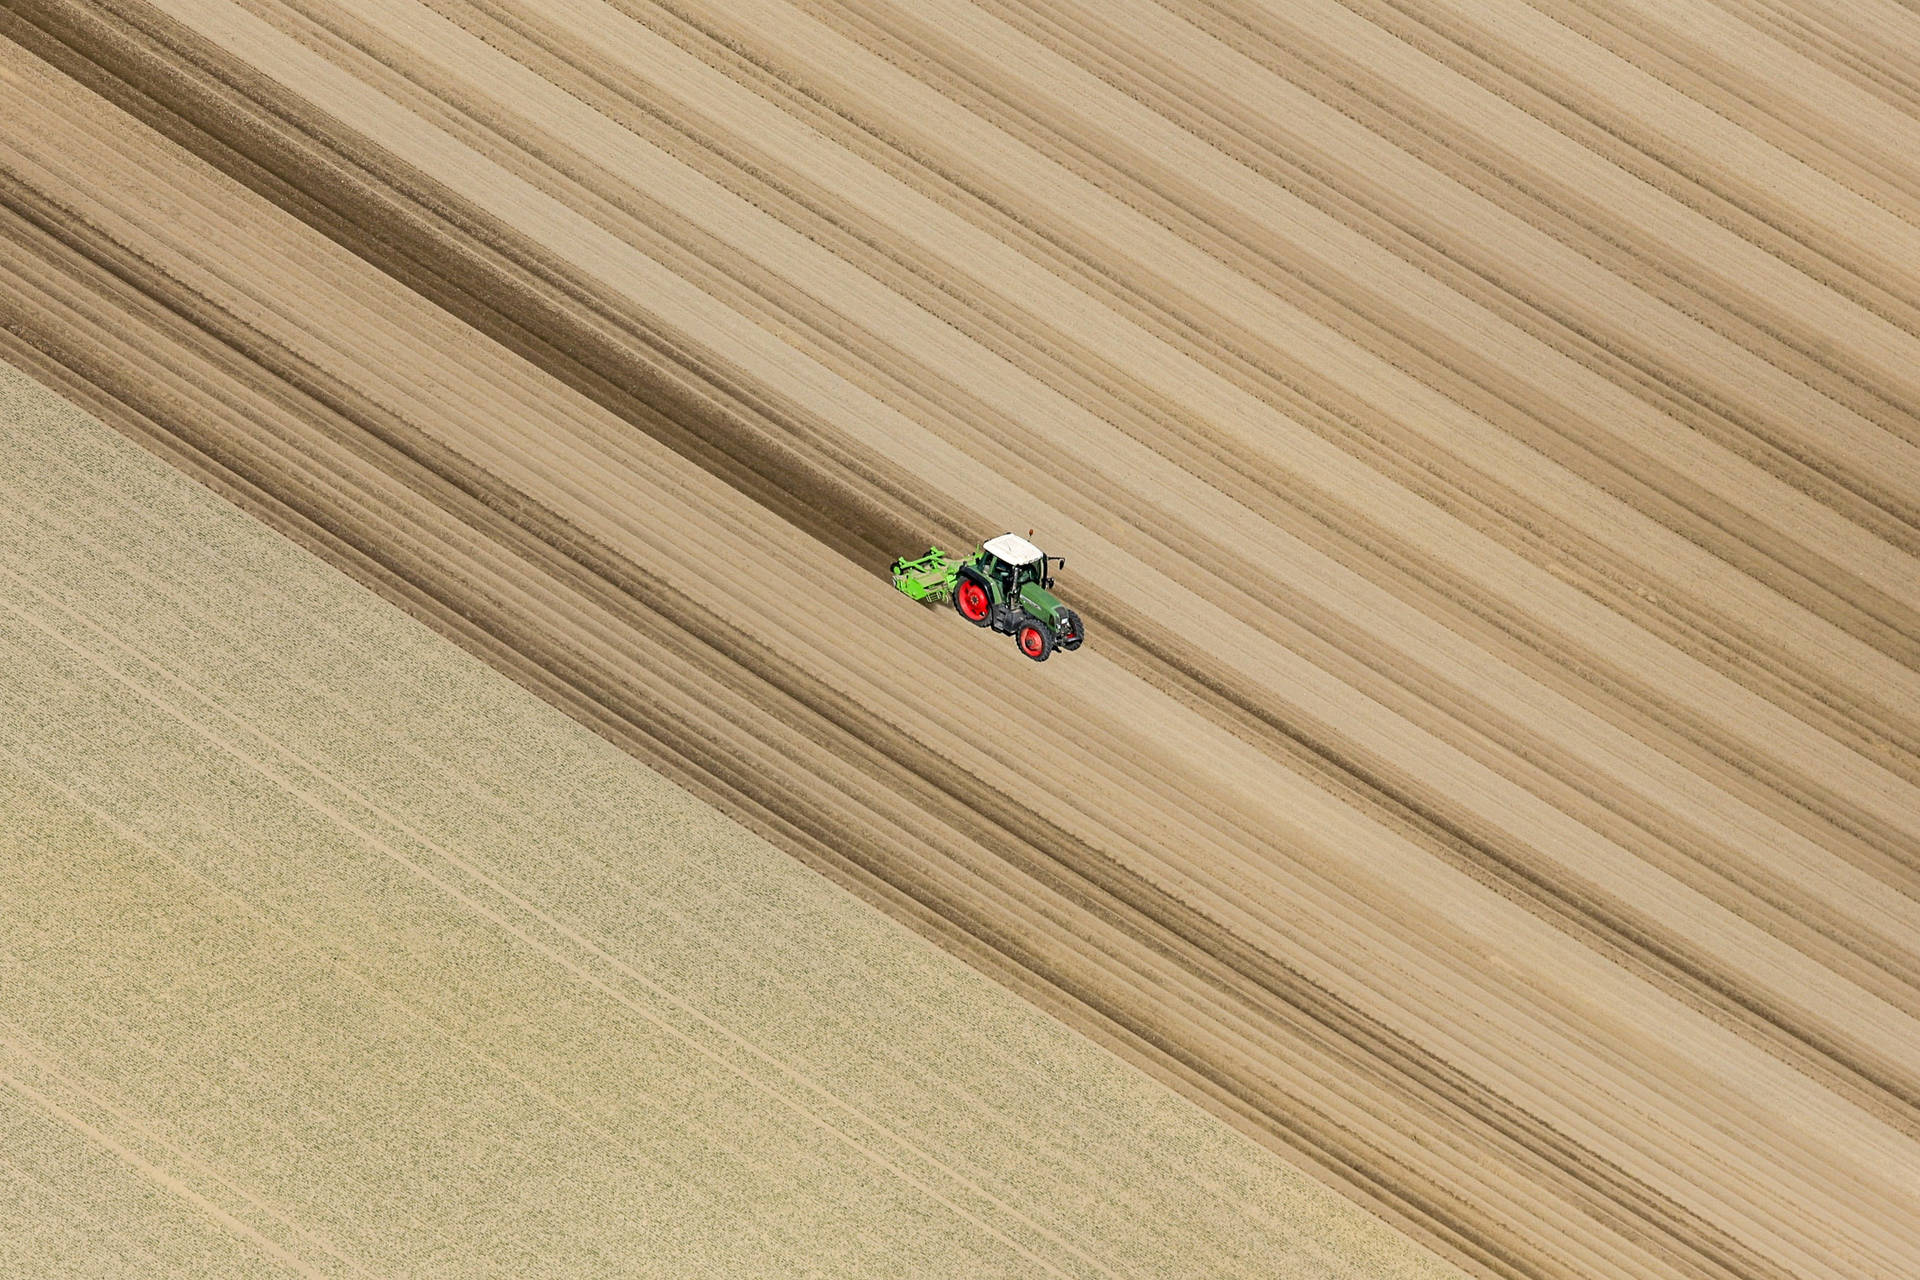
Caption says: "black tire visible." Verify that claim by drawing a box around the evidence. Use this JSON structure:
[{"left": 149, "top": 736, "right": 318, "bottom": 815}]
[
  {"left": 953, "top": 572, "right": 992, "bottom": 627},
  {"left": 1015, "top": 618, "right": 1054, "bottom": 662},
  {"left": 1055, "top": 608, "right": 1085, "bottom": 650}
]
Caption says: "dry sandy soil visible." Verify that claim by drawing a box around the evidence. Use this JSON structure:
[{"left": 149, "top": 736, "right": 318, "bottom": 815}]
[
  {"left": 0, "top": 361, "right": 1455, "bottom": 1278},
  {"left": 0, "top": 1, "right": 1917, "bottom": 1276}
]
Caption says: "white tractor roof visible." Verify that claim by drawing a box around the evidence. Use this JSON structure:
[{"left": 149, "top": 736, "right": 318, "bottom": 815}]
[{"left": 983, "top": 532, "right": 1045, "bottom": 565}]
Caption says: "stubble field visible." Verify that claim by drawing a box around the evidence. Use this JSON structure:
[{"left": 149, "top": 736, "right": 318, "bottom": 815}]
[{"left": 1, "top": 1, "right": 1917, "bottom": 1277}]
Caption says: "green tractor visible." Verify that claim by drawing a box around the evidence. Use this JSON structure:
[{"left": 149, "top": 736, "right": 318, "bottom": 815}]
[{"left": 890, "top": 532, "right": 1084, "bottom": 661}]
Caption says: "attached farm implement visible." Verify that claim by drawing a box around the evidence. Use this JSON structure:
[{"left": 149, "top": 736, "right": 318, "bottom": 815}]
[{"left": 891, "top": 532, "right": 1085, "bottom": 662}]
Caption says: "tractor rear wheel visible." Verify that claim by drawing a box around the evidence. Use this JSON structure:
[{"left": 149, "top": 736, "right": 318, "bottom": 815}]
[
  {"left": 1016, "top": 619, "right": 1054, "bottom": 662},
  {"left": 954, "top": 577, "right": 992, "bottom": 626}
]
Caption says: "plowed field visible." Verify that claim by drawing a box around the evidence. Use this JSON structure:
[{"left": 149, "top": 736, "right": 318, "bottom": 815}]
[{"left": 1, "top": 2, "right": 1916, "bottom": 1277}]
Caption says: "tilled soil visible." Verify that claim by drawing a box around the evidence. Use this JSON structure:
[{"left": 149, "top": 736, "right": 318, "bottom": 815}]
[{"left": 1, "top": 2, "right": 1916, "bottom": 1276}]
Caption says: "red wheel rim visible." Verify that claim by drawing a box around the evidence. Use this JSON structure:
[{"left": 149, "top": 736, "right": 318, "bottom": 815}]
[
  {"left": 1020, "top": 626, "right": 1044, "bottom": 656},
  {"left": 958, "top": 581, "right": 989, "bottom": 620}
]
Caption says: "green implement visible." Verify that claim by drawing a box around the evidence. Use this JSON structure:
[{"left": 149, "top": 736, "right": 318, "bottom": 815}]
[{"left": 890, "top": 546, "right": 961, "bottom": 602}]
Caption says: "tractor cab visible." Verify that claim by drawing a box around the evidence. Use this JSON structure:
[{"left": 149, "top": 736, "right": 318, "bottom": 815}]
[{"left": 981, "top": 532, "right": 1056, "bottom": 592}]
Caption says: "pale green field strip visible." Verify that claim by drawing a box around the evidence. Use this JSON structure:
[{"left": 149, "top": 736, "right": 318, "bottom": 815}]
[{"left": 0, "top": 360, "right": 1465, "bottom": 1277}]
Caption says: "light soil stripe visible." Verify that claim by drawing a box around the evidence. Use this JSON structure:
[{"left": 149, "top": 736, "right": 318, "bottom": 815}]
[
  {"left": 334, "top": 0, "right": 1920, "bottom": 901},
  {"left": 1543, "top": 0, "right": 1920, "bottom": 193},
  {"left": 147, "top": 0, "right": 1920, "bottom": 1016},
  {"left": 1395, "top": 0, "right": 1920, "bottom": 287},
  {"left": 158, "top": 0, "right": 1920, "bottom": 857},
  {"left": 823, "top": 0, "right": 1920, "bottom": 602},
  {"left": 86, "top": 0, "right": 1920, "bottom": 956},
  {"left": 527, "top": 0, "right": 1920, "bottom": 797}
]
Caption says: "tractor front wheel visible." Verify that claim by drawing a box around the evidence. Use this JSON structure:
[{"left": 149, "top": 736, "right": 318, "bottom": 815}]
[
  {"left": 1016, "top": 620, "right": 1055, "bottom": 662},
  {"left": 1055, "top": 608, "right": 1084, "bottom": 650},
  {"left": 954, "top": 578, "right": 992, "bottom": 626}
]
